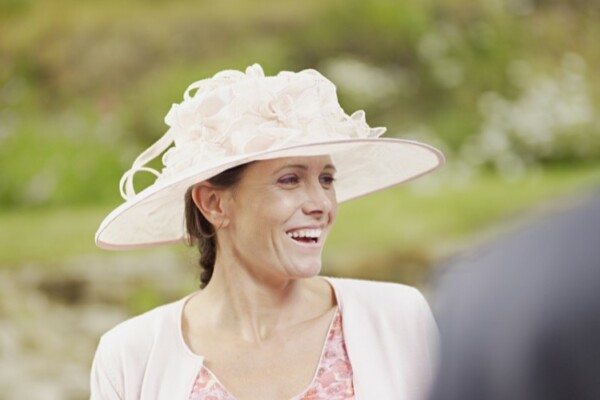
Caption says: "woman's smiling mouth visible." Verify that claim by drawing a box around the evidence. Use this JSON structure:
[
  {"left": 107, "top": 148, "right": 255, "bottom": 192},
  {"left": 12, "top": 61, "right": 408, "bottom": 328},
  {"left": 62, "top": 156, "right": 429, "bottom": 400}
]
[{"left": 285, "top": 228, "right": 323, "bottom": 245}]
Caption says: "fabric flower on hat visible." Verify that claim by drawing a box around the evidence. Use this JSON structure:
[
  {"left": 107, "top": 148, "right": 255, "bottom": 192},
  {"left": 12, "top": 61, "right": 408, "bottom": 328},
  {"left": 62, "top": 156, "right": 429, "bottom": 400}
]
[{"left": 159, "top": 64, "right": 386, "bottom": 180}]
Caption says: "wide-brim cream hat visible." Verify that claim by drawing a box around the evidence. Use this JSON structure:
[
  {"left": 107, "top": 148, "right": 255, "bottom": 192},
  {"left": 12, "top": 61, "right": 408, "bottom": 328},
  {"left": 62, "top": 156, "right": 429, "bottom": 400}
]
[{"left": 96, "top": 64, "right": 445, "bottom": 250}]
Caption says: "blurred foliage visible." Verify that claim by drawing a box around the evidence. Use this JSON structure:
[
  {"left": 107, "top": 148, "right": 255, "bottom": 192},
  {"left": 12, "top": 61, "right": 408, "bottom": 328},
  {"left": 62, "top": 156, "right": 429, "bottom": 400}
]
[
  {"left": 2, "top": 163, "right": 599, "bottom": 271},
  {"left": 1, "top": 0, "right": 600, "bottom": 209}
]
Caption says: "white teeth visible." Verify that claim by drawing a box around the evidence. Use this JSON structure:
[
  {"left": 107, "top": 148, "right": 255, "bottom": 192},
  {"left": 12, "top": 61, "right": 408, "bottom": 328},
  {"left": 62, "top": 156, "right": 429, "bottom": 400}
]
[{"left": 286, "top": 229, "right": 322, "bottom": 239}]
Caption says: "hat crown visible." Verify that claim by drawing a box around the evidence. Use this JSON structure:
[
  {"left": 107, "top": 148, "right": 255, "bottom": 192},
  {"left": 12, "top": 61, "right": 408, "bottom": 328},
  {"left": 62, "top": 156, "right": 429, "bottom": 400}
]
[
  {"left": 160, "top": 64, "right": 385, "bottom": 177},
  {"left": 119, "top": 64, "right": 385, "bottom": 200}
]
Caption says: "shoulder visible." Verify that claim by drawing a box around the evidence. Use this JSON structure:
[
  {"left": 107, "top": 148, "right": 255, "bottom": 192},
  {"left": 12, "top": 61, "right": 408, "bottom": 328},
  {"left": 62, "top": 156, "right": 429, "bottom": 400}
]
[
  {"left": 100, "top": 296, "right": 184, "bottom": 350},
  {"left": 90, "top": 295, "right": 190, "bottom": 398},
  {"left": 326, "top": 277, "right": 439, "bottom": 363},
  {"left": 326, "top": 276, "right": 425, "bottom": 304},
  {"left": 325, "top": 276, "right": 435, "bottom": 328},
  {"left": 92, "top": 295, "right": 188, "bottom": 376}
]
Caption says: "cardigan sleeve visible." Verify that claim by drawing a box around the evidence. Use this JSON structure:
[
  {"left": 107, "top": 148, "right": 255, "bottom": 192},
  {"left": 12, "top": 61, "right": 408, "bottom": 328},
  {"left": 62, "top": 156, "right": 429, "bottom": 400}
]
[
  {"left": 90, "top": 335, "right": 124, "bottom": 400},
  {"left": 413, "top": 288, "right": 440, "bottom": 400}
]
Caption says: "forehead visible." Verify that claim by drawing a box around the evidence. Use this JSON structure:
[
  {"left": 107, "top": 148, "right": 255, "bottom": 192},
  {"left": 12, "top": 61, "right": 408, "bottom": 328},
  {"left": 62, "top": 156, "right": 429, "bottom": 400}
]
[{"left": 247, "top": 155, "right": 336, "bottom": 175}]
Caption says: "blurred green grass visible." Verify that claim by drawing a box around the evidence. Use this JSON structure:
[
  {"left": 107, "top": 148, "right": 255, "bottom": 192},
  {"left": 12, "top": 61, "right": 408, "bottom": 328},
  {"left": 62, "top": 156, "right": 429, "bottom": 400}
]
[
  {"left": 2, "top": 163, "right": 599, "bottom": 267},
  {"left": 0, "top": 207, "right": 111, "bottom": 265},
  {"left": 328, "top": 164, "right": 600, "bottom": 259}
]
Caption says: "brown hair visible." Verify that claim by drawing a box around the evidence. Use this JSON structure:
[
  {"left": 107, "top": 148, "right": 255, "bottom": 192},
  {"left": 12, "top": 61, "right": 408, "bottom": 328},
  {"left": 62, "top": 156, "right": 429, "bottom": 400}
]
[{"left": 184, "top": 163, "right": 251, "bottom": 288}]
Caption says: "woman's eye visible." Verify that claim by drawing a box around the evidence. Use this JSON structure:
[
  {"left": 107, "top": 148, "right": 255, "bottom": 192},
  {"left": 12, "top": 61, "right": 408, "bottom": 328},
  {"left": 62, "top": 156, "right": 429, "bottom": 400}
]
[
  {"left": 320, "top": 175, "right": 336, "bottom": 186},
  {"left": 278, "top": 175, "right": 300, "bottom": 185}
]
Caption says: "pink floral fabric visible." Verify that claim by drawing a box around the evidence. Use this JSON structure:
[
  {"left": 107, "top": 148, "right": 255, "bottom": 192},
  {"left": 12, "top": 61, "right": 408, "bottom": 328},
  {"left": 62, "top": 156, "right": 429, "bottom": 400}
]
[{"left": 189, "top": 308, "right": 355, "bottom": 400}]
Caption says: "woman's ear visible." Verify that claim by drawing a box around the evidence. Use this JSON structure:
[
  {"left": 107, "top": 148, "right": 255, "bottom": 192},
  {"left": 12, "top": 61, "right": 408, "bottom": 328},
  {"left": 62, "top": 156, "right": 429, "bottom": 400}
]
[{"left": 191, "top": 184, "right": 230, "bottom": 229}]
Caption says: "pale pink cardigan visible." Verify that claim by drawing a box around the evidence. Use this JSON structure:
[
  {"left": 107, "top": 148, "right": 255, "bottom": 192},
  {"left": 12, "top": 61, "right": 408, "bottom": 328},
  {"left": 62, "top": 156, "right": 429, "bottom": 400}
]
[{"left": 90, "top": 277, "right": 438, "bottom": 400}]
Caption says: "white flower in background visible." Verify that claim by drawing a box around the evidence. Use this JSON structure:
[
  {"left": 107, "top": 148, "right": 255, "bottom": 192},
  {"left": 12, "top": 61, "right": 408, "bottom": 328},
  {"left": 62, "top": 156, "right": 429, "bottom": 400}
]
[
  {"left": 322, "top": 58, "right": 402, "bottom": 104},
  {"left": 461, "top": 53, "right": 598, "bottom": 179},
  {"left": 418, "top": 26, "right": 465, "bottom": 88}
]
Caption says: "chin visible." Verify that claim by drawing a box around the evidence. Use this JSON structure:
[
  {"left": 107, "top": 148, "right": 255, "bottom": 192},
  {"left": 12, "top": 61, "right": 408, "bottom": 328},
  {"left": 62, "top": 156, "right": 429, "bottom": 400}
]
[{"left": 289, "top": 262, "right": 322, "bottom": 279}]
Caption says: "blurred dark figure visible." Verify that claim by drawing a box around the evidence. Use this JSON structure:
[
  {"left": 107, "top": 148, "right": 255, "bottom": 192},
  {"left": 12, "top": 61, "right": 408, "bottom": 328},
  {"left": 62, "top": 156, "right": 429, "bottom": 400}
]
[{"left": 430, "top": 189, "right": 600, "bottom": 400}]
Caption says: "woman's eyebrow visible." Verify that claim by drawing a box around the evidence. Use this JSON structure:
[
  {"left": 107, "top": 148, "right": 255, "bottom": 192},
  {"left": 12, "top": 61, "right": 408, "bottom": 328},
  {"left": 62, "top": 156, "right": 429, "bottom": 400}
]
[{"left": 274, "top": 164, "right": 337, "bottom": 173}]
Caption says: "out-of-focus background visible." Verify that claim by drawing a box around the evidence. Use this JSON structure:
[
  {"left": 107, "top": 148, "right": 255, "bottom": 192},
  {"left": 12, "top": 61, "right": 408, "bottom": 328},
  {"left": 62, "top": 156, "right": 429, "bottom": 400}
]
[{"left": 1, "top": 0, "right": 599, "bottom": 398}]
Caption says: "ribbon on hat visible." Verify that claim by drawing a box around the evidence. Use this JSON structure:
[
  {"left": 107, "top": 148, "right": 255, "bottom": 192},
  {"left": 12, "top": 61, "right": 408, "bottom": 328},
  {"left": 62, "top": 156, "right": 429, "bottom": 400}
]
[
  {"left": 119, "top": 68, "right": 252, "bottom": 200},
  {"left": 119, "top": 128, "right": 173, "bottom": 200}
]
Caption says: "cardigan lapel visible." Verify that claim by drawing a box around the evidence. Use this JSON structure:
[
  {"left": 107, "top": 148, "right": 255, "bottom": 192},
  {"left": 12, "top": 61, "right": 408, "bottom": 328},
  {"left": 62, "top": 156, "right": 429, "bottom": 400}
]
[{"left": 324, "top": 277, "right": 409, "bottom": 400}]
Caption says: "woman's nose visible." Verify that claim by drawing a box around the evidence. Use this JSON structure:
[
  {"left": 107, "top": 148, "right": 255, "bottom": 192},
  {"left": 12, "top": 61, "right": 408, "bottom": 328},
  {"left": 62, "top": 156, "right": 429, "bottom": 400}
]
[{"left": 302, "top": 182, "right": 335, "bottom": 217}]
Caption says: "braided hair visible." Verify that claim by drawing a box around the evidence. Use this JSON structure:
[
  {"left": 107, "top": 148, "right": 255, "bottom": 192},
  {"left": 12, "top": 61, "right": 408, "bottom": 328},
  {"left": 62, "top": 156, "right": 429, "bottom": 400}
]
[{"left": 184, "top": 163, "right": 250, "bottom": 288}]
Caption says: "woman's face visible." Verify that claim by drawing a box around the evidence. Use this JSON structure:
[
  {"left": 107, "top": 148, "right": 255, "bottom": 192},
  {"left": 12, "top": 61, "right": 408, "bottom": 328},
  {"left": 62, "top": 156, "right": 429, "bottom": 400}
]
[{"left": 219, "top": 155, "right": 337, "bottom": 281}]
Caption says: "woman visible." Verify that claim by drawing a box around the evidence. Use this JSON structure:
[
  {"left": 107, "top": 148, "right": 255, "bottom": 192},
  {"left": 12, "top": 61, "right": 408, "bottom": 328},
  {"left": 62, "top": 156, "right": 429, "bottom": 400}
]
[{"left": 91, "top": 64, "right": 444, "bottom": 400}]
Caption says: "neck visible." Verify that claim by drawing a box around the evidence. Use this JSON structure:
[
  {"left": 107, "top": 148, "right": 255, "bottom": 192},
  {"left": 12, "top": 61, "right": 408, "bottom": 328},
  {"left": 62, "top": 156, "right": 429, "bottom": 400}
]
[{"left": 194, "top": 256, "right": 329, "bottom": 343}]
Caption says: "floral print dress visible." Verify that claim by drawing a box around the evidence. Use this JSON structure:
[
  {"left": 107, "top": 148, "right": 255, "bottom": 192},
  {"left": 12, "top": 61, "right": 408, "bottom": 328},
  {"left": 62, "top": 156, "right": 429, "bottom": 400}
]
[{"left": 189, "top": 307, "right": 355, "bottom": 399}]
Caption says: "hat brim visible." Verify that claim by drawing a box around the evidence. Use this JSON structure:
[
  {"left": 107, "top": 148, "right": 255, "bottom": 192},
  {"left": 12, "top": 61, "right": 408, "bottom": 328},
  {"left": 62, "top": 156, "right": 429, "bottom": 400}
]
[{"left": 95, "top": 138, "right": 444, "bottom": 250}]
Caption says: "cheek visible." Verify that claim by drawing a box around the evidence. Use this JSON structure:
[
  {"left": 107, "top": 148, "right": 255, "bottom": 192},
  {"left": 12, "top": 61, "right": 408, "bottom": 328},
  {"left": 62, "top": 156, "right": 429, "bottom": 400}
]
[
  {"left": 328, "top": 192, "right": 338, "bottom": 221},
  {"left": 267, "top": 190, "right": 304, "bottom": 217},
  {"left": 276, "top": 195, "right": 301, "bottom": 213},
  {"left": 330, "top": 208, "right": 338, "bottom": 225},
  {"left": 235, "top": 195, "right": 294, "bottom": 234}
]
